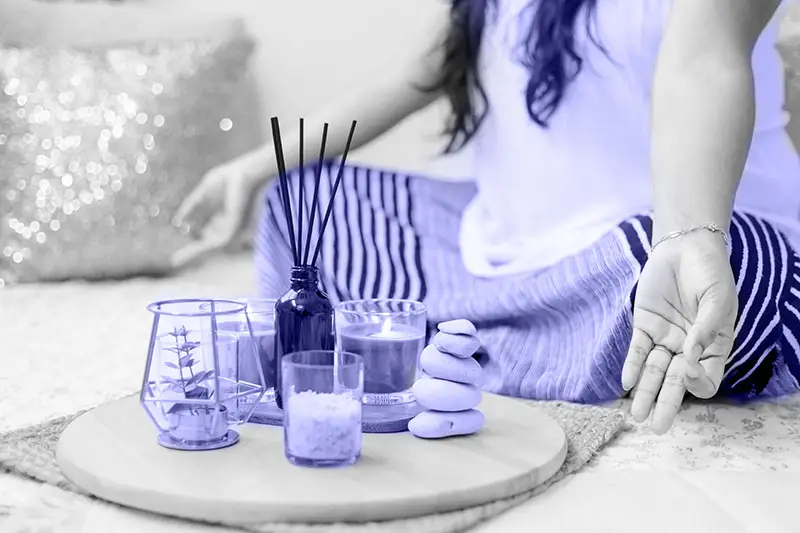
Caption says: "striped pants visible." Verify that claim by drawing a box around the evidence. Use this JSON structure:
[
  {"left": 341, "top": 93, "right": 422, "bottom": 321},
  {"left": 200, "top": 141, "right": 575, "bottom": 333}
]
[{"left": 255, "top": 163, "right": 800, "bottom": 403}]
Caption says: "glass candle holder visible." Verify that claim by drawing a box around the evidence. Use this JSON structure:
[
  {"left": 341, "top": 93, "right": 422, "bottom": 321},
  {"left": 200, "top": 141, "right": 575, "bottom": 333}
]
[
  {"left": 335, "top": 299, "right": 426, "bottom": 406},
  {"left": 282, "top": 350, "right": 364, "bottom": 468},
  {"left": 203, "top": 298, "right": 277, "bottom": 403},
  {"left": 140, "top": 298, "right": 266, "bottom": 451}
]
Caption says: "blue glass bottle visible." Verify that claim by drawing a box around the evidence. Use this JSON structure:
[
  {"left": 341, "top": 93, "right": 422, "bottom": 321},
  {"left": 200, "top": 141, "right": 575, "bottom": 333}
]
[{"left": 274, "top": 265, "right": 335, "bottom": 409}]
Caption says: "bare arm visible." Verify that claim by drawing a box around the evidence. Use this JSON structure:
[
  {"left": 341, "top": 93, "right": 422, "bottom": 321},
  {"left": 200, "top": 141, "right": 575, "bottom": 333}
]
[
  {"left": 651, "top": 0, "right": 781, "bottom": 241},
  {"left": 242, "top": 13, "right": 449, "bottom": 185}
]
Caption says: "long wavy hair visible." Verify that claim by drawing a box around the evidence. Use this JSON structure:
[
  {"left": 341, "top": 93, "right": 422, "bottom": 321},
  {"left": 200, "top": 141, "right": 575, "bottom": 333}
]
[{"left": 431, "top": 0, "right": 603, "bottom": 153}]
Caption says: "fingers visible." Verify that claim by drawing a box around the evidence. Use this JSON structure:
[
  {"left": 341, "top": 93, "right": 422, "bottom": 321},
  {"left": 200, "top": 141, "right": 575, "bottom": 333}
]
[
  {"left": 171, "top": 215, "right": 239, "bottom": 269},
  {"left": 171, "top": 169, "right": 246, "bottom": 269},
  {"left": 627, "top": 380, "right": 639, "bottom": 399},
  {"left": 651, "top": 356, "right": 688, "bottom": 435},
  {"left": 621, "top": 328, "right": 654, "bottom": 391},
  {"left": 650, "top": 354, "right": 721, "bottom": 435},
  {"left": 645, "top": 348, "right": 725, "bottom": 434},
  {"left": 684, "top": 354, "right": 724, "bottom": 399},
  {"left": 171, "top": 235, "right": 228, "bottom": 270},
  {"left": 174, "top": 176, "right": 213, "bottom": 227},
  {"left": 682, "top": 287, "right": 730, "bottom": 366},
  {"left": 630, "top": 346, "right": 671, "bottom": 423},
  {"left": 682, "top": 290, "right": 731, "bottom": 398},
  {"left": 683, "top": 325, "right": 715, "bottom": 378}
]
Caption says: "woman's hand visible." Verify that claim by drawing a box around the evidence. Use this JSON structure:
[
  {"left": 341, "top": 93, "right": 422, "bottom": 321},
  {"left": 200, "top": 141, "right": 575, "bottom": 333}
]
[
  {"left": 171, "top": 148, "right": 272, "bottom": 268},
  {"left": 621, "top": 230, "right": 737, "bottom": 434}
]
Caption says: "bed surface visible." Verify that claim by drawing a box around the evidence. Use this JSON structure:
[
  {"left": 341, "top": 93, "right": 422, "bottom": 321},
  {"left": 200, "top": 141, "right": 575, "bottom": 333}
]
[{"left": 1, "top": 252, "right": 799, "bottom": 532}]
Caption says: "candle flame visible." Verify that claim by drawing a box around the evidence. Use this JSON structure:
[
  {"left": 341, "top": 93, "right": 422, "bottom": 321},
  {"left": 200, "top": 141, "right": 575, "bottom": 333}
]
[{"left": 381, "top": 319, "right": 392, "bottom": 335}]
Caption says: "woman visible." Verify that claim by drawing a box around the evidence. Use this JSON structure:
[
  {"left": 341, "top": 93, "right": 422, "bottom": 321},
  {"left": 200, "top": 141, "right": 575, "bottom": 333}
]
[{"left": 175, "top": 0, "right": 800, "bottom": 434}]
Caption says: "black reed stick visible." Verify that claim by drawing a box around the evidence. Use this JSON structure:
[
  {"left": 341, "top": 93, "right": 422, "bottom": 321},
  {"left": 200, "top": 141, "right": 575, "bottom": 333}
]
[
  {"left": 270, "top": 117, "right": 299, "bottom": 265},
  {"left": 310, "top": 120, "right": 357, "bottom": 266},
  {"left": 281, "top": 125, "right": 299, "bottom": 263},
  {"left": 303, "top": 123, "right": 329, "bottom": 265},
  {"left": 297, "top": 118, "right": 305, "bottom": 263}
]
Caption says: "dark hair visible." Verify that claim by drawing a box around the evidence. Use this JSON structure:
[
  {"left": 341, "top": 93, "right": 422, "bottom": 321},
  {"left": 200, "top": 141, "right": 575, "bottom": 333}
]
[{"left": 432, "top": 0, "right": 602, "bottom": 153}]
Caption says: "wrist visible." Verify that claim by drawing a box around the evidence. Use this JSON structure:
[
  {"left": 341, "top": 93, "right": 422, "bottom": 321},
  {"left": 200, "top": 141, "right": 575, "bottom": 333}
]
[
  {"left": 651, "top": 223, "right": 730, "bottom": 256},
  {"left": 652, "top": 209, "right": 731, "bottom": 243}
]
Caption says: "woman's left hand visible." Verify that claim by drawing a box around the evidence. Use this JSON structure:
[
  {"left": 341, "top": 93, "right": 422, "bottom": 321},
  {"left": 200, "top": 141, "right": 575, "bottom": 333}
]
[{"left": 621, "top": 230, "right": 737, "bottom": 434}]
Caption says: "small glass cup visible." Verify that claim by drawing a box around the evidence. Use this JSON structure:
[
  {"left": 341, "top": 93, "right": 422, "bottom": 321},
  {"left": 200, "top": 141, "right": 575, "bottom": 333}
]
[
  {"left": 335, "top": 299, "right": 426, "bottom": 405},
  {"left": 204, "top": 298, "right": 277, "bottom": 403},
  {"left": 282, "top": 350, "right": 364, "bottom": 468}
]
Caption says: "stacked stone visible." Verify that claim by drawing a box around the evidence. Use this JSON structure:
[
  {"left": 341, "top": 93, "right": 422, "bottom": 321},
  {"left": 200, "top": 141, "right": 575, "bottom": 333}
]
[{"left": 408, "top": 319, "right": 485, "bottom": 439}]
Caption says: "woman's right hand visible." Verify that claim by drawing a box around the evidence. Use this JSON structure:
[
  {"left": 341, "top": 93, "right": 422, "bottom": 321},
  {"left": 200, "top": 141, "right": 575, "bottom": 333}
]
[{"left": 171, "top": 148, "right": 271, "bottom": 269}]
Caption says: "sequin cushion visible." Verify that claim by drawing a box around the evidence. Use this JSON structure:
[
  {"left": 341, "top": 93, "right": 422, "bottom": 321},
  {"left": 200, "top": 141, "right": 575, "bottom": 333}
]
[{"left": 0, "top": 36, "right": 260, "bottom": 285}]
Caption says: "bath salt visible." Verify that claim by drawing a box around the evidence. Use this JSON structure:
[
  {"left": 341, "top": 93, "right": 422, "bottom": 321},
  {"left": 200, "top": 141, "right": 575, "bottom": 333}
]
[{"left": 285, "top": 391, "right": 362, "bottom": 460}]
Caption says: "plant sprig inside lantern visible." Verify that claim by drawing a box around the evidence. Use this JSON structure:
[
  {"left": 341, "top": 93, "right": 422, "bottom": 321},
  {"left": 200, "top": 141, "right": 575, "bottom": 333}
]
[{"left": 159, "top": 326, "right": 216, "bottom": 414}]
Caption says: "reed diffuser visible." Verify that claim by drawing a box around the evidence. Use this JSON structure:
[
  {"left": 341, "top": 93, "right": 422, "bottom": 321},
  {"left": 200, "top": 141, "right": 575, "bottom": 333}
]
[{"left": 270, "top": 117, "right": 357, "bottom": 409}]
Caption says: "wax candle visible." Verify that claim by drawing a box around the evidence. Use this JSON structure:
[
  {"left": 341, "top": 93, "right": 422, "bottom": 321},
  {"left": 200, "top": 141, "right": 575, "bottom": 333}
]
[
  {"left": 338, "top": 321, "right": 424, "bottom": 403},
  {"left": 217, "top": 320, "right": 276, "bottom": 399}
]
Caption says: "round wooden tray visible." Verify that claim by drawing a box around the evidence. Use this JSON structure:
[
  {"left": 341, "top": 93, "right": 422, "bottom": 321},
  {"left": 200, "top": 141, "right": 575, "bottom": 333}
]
[{"left": 56, "top": 394, "right": 567, "bottom": 525}]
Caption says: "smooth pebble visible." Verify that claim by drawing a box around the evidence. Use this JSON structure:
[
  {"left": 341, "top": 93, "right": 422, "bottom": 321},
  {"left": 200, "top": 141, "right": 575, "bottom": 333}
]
[
  {"left": 408, "top": 409, "right": 485, "bottom": 439},
  {"left": 420, "top": 345, "right": 482, "bottom": 385},
  {"left": 437, "top": 319, "right": 477, "bottom": 336},
  {"left": 412, "top": 377, "right": 482, "bottom": 412},
  {"left": 433, "top": 331, "right": 480, "bottom": 359}
]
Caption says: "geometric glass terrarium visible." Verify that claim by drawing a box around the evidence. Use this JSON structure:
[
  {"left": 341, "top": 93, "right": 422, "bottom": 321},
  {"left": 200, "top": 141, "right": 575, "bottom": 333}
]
[{"left": 140, "top": 298, "right": 266, "bottom": 451}]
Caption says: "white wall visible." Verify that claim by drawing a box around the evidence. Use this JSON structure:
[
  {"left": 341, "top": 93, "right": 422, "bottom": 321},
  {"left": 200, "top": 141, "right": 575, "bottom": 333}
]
[{"left": 159, "top": 0, "right": 474, "bottom": 180}]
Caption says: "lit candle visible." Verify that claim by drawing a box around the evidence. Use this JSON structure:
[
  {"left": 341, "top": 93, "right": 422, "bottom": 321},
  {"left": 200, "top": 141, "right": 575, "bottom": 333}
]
[
  {"left": 369, "top": 320, "right": 416, "bottom": 340},
  {"left": 339, "top": 319, "right": 424, "bottom": 400}
]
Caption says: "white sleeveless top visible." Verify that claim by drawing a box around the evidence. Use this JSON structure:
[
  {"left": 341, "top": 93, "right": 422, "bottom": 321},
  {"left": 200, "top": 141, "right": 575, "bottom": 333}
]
[{"left": 460, "top": 0, "right": 800, "bottom": 277}]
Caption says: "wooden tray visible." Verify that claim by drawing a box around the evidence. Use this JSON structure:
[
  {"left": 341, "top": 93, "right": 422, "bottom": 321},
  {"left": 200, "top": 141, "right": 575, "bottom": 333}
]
[{"left": 56, "top": 394, "right": 567, "bottom": 525}]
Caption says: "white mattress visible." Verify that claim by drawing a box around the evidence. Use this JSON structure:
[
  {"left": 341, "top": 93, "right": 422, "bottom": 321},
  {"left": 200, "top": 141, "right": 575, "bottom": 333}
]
[{"left": 2, "top": 252, "right": 799, "bottom": 532}]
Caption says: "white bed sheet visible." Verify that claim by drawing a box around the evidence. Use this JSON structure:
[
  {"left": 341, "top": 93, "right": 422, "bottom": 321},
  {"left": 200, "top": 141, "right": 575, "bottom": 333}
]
[{"left": 1, "top": 252, "right": 799, "bottom": 532}]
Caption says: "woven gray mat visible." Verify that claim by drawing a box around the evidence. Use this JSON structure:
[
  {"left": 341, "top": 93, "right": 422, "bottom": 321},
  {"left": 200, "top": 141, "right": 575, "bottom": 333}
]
[{"left": 0, "top": 398, "right": 625, "bottom": 533}]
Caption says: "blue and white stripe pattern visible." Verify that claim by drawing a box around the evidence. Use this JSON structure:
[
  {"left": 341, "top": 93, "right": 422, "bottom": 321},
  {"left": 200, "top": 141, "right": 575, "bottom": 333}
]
[
  {"left": 255, "top": 164, "right": 800, "bottom": 403},
  {"left": 256, "top": 162, "right": 427, "bottom": 303}
]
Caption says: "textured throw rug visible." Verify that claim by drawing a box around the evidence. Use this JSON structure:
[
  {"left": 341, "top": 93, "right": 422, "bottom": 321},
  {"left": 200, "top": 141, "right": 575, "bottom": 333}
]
[{"left": 0, "top": 399, "right": 625, "bottom": 533}]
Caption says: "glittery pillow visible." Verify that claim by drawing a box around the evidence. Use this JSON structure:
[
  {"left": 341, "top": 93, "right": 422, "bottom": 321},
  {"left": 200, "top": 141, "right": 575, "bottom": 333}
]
[{"left": 0, "top": 29, "right": 261, "bottom": 285}]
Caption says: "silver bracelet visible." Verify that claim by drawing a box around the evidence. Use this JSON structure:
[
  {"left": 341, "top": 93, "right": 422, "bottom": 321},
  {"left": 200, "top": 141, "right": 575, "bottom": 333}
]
[{"left": 650, "top": 223, "right": 731, "bottom": 253}]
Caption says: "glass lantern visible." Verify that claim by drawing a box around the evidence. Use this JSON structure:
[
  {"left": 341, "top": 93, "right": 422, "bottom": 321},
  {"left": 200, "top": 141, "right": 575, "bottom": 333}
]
[{"left": 140, "top": 298, "right": 266, "bottom": 451}]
